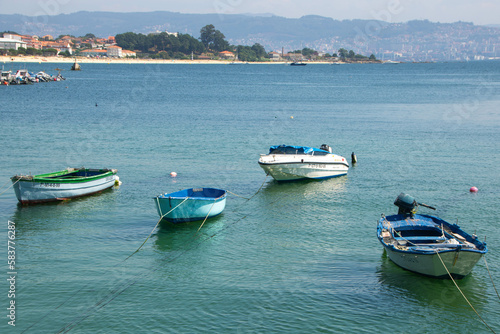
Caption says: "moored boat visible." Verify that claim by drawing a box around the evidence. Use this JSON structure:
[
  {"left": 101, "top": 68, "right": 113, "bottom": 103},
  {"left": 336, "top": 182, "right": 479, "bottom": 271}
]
[
  {"left": 377, "top": 193, "right": 487, "bottom": 279},
  {"left": 258, "top": 144, "right": 349, "bottom": 181},
  {"left": 154, "top": 188, "right": 227, "bottom": 223},
  {"left": 11, "top": 168, "right": 118, "bottom": 204}
]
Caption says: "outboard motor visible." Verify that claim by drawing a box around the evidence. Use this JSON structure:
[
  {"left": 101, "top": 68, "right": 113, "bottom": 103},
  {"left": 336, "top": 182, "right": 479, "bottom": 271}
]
[
  {"left": 320, "top": 144, "right": 332, "bottom": 153},
  {"left": 394, "top": 193, "right": 418, "bottom": 216}
]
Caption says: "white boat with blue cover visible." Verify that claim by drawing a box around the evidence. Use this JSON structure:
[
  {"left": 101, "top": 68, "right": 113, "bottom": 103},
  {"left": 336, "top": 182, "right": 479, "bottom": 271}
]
[
  {"left": 377, "top": 193, "right": 487, "bottom": 279},
  {"left": 154, "top": 188, "right": 227, "bottom": 223},
  {"left": 258, "top": 144, "right": 349, "bottom": 181}
]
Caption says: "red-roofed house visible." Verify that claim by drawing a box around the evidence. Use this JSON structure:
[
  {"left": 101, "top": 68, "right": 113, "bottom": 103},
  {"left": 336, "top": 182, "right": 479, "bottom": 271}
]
[{"left": 219, "top": 51, "right": 235, "bottom": 59}]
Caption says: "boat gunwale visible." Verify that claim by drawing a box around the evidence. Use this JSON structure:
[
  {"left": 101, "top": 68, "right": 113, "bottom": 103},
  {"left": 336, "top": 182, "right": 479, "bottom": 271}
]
[
  {"left": 11, "top": 168, "right": 117, "bottom": 184},
  {"left": 156, "top": 188, "right": 227, "bottom": 201},
  {"left": 258, "top": 160, "right": 350, "bottom": 167},
  {"left": 377, "top": 214, "right": 488, "bottom": 255},
  {"left": 157, "top": 194, "right": 227, "bottom": 201}
]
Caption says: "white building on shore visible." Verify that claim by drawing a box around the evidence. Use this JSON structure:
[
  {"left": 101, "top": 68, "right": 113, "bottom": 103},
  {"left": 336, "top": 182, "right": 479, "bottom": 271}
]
[{"left": 0, "top": 37, "right": 27, "bottom": 51}]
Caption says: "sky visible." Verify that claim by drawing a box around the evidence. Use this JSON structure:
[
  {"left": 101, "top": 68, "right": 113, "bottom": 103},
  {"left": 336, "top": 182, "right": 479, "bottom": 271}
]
[{"left": 0, "top": 0, "right": 499, "bottom": 25}]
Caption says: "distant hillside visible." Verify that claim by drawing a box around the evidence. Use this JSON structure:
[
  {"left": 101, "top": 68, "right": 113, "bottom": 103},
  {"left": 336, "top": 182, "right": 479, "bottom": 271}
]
[{"left": 1, "top": 11, "right": 499, "bottom": 61}]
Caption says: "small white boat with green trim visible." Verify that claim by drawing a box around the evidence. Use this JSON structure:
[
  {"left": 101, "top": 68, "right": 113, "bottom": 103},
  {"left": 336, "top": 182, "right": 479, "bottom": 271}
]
[{"left": 11, "top": 167, "right": 118, "bottom": 204}]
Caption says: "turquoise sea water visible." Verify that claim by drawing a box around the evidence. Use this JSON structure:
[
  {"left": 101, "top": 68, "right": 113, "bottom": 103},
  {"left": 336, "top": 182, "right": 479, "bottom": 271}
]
[{"left": 1, "top": 61, "right": 500, "bottom": 333}]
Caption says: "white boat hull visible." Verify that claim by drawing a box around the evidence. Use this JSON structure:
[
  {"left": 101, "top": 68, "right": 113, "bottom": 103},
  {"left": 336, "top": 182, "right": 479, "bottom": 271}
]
[
  {"left": 258, "top": 152, "right": 349, "bottom": 181},
  {"left": 259, "top": 162, "right": 348, "bottom": 181},
  {"left": 383, "top": 246, "right": 484, "bottom": 278},
  {"left": 12, "top": 175, "right": 117, "bottom": 204}
]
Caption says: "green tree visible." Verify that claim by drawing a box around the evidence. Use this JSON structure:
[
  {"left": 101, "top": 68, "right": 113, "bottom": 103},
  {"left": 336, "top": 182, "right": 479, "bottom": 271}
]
[
  {"left": 237, "top": 45, "right": 257, "bottom": 62},
  {"left": 199, "top": 24, "right": 229, "bottom": 52},
  {"left": 82, "top": 33, "right": 96, "bottom": 40},
  {"left": 251, "top": 43, "right": 266, "bottom": 59},
  {"left": 369, "top": 54, "right": 377, "bottom": 60},
  {"left": 42, "top": 48, "right": 58, "bottom": 56},
  {"left": 200, "top": 24, "right": 216, "bottom": 50},
  {"left": 348, "top": 50, "right": 355, "bottom": 58},
  {"left": 338, "top": 48, "right": 348, "bottom": 59},
  {"left": 301, "top": 47, "right": 316, "bottom": 57},
  {"left": 213, "top": 30, "right": 229, "bottom": 52}
]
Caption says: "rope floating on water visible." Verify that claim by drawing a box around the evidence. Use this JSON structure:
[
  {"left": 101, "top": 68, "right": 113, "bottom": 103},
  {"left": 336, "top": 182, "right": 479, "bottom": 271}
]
[
  {"left": 383, "top": 217, "right": 496, "bottom": 333},
  {"left": 26, "top": 174, "right": 277, "bottom": 333},
  {"left": 0, "top": 177, "right": 21, "bottom": 197},
  {"left": 484, "top": 256, "right": 500, "bottom": 302},
  {"left": 125, "top": 196, "right": 190, "bottom": 260},
  {"left": 435, "top": 251, "right": 496, "bottom": 333},
  {"left": 197, "top": 201, "right": 216, "bottom": 232}
]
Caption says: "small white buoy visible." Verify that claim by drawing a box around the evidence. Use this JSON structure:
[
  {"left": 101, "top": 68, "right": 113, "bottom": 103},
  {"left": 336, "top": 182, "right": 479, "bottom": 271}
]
[
  {"left": 469, "top": 186, "right": 478, "bottom": 193},
  {"left": 170, "top": 172, "right": 177, "bottom": 177},
  {"left": 114, "top": 176, "right": 122, "bottom": 186},
  {"left": 290, "top": 116, "right": 294, "bottom": 119}
]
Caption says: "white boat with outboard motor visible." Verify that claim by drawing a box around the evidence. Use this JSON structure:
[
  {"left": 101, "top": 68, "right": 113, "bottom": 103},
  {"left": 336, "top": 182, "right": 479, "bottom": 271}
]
[
  {"left": 258, "top": 144, "right": 349, "bottom": 181},
  {"left": 377, "top": 193, "right": 487, "bottom": 279}
]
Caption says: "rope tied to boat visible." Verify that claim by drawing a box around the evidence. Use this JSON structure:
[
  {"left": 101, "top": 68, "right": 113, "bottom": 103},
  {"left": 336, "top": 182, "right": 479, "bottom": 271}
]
[
  {"left": 0, "top": 177, "right": 22, "bottom": 197},
  {"left": 197, "top": 200, "right": 217, "bottom": 233},
  {"left": 125, "top": 196, "right": 190, "bottom": 260},
  {"left": 435, "top": 251, "right": 496, "bottom": 333},
  {"left": 484, "top": 256, "right": 500, "bottom": 302},
  {"left": 226, "top": 174, "right": 269, "bottom": 200},
  {"left": 382, "top": 216, "right": 495, "bottom": 332}
]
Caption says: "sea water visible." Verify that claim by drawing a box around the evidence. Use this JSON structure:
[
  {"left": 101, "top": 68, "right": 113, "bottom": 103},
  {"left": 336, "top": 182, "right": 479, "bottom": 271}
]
[{"left": 1, "top": 61, "right": 499, "bottom": 333}]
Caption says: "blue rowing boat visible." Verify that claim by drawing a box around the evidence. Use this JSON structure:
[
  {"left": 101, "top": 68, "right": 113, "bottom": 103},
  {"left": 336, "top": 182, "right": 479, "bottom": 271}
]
[
  {"left": 377, "top": 193, "right": 487, "bottom": 279},
  {"left": 154, "top": 188, "right": 227, "bottom": 223}
]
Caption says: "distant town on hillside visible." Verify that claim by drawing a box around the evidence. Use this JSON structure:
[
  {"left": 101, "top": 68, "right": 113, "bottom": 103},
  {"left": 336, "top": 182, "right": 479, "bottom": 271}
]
[
  {"left": 0, "top": 11, "right": 499, "bottom": 62},
  {"left": 0, "top": 26, "right": 378, "bottom": 63}
]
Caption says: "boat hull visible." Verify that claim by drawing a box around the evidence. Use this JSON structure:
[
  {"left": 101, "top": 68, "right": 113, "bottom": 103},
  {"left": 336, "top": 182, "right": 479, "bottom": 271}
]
[
  {"left": 11, "top": 168, "right": 117, "bottom": 204},
  {"left": 377, "top": 214, "right": 487, "bottom": 278},
  {"left": 155, "top": 188, "right": 227, "bottom": 223},
  {"left": 258, "top": 161, "right": 348, "bottom": 181},
  {"left": 382, "top": 244, "right": 484, "bottom": 278}
]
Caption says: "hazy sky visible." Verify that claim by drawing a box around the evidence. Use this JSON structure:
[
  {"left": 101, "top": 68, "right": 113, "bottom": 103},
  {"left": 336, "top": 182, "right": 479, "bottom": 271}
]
[{"left": 1, "top": 0, "right": 499, "bottom": 25}]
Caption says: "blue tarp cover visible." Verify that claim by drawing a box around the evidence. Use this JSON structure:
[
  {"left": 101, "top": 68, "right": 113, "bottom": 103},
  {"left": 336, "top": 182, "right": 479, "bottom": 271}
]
[{"left": 268, "top": 145, "right": 328, "bottom": 155}]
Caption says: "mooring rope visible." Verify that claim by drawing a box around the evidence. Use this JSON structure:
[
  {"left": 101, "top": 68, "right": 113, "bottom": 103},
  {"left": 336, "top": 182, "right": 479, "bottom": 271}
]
[
  {"left": 24, "top": 174, "right": 274, "bottom": 333},
  {"left": 435, "top": 251, "right": 496, "bottom": 333},
  {"left": 484, "top": 256, "right": 500, "bottom": 302},
  {"left": 0, "top": 178, "right": 13, "bottom": 191},
  {"left": 0, "top": 177, "right": 21, "bottom": 197},
  {"left": 383, "top": 217, "right": 495, "bottom": 333},
  {"left": 125, "top": 196, "right": 190, "bottom": 260},
  {"left": 197, "top": 200, "right": 216, "bottom": 232},
  {"left": 226, "top": 173, "right": 269, "bottom": 200}
]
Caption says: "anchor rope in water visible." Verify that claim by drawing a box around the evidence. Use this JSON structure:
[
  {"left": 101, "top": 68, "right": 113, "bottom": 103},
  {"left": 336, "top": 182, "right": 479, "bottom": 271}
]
[
  {"left": 434, "top": 251, "right": 496, "bottom": 333},
  {"left": 197, "top": 200, "right": 216, "bottom": 232},
  {"left": 54, "top": 176, "right": 282, "bottom": 333},
  {"left": 484, "top": 256, "right": 500, "bottom": 302},
  {"left": 0, "top": 177, "right": 21, "bottom": 197},
  {"left": 125, "top": 196, "right": 190, "bottom": 260},
  {"left": 226, "top": 173, "right": 269, "bottom": 200},
  {"left": 383, "top": 217, "right": 495, "bottom": 332},
  {"left": 26, "top": 174, "right": 273, "bottom": 333}
]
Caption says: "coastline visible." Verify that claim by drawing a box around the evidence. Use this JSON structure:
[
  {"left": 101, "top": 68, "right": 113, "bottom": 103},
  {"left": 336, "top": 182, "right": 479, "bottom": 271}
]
[
  {"left": 1, "top": 55, "right": 285, "bottom": 65},
  {"left": 0, "top": 55, "right": 382, "bottom": 65}
]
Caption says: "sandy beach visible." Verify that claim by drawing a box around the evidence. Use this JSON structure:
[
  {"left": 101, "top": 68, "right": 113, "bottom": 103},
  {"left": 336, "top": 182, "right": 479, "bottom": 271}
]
[
  {"left": 0, "top": 55, "right": 290, "bottom": 65},
  {"left": 0, "top": 55, "right": 356, "bottom": 65}
]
